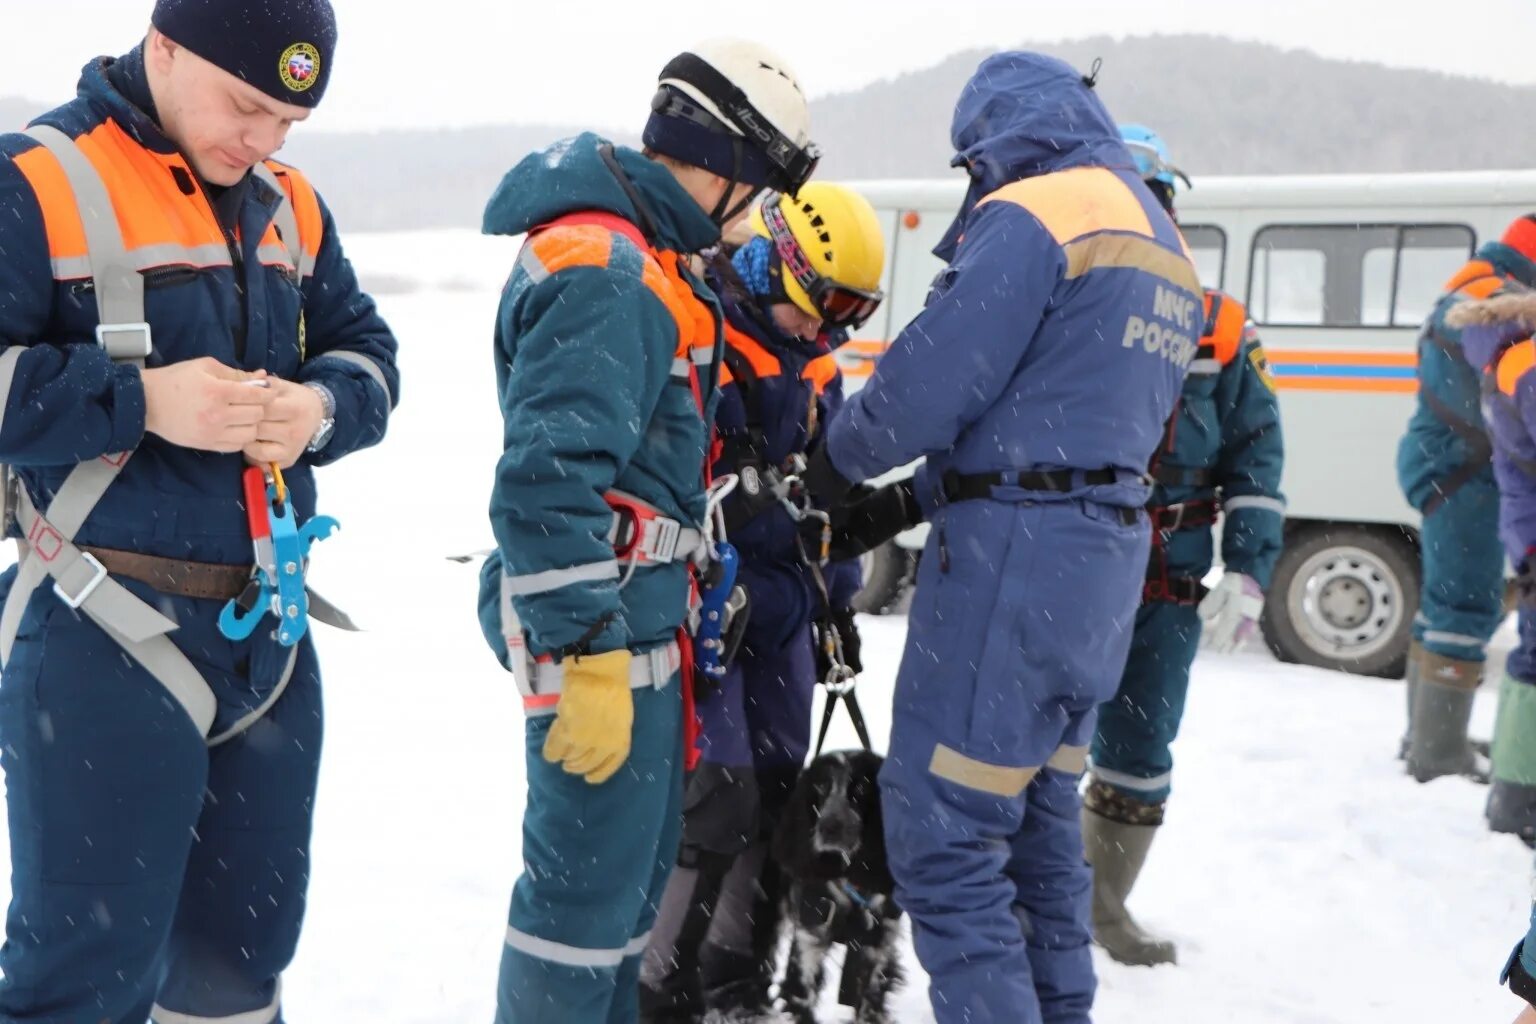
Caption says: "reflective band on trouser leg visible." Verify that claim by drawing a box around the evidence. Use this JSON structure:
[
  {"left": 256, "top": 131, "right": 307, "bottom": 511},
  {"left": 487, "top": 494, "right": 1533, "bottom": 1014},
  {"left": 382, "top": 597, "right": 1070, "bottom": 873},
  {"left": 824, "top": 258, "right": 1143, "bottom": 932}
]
[
  {"left": 1085, "top": 761, "right": 1172, "bottom": 793},
  {"left": 503, "top": 928, "right": 653, "bottom": 969},
  {"left": 1423, "top": 629, "right": 1491, "bottom": 650}
]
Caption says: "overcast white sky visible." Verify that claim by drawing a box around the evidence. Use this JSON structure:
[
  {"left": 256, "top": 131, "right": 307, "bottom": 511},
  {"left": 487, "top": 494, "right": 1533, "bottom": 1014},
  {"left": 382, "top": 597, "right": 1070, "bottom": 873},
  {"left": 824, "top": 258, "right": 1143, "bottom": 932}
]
[{"left": 5, "top": 0, "right": 1533, "bottom": 132}]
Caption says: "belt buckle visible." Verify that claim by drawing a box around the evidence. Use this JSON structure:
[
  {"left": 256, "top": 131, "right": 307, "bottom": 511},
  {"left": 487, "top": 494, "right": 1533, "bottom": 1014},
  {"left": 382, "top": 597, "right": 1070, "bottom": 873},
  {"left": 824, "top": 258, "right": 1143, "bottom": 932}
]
[
  {"left": 54, "top": 551, "right": 108, "bottom": 610},
  {"left": 643, "top": 517, "right": 681, "bottom": 563},
  {"left": 95, "top": 322, "right": 153, "bottom": 361},
  {"left": 649, "top": 645, "right": 672, "bottom": 689}
]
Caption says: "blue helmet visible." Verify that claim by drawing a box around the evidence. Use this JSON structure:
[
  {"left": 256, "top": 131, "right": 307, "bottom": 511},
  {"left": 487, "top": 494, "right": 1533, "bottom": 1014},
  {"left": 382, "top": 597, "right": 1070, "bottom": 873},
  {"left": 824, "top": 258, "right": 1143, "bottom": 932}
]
[{"left": 1119, "top": 123, "right": 1190, "bottom": 191}]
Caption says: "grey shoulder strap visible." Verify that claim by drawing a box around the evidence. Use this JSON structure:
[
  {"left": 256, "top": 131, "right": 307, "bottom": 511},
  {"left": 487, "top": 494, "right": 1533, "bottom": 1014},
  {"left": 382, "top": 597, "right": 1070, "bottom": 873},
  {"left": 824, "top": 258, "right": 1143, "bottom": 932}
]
[{"left": 23, "top": 125, "right": 150, "bottom": 362}]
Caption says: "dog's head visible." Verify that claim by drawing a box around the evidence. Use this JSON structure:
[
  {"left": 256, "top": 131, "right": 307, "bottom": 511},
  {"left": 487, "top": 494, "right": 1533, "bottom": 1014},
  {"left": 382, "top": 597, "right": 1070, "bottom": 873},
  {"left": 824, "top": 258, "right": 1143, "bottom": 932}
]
[{"left": 773, "top": 749, "right": 892, "bottom": 892}]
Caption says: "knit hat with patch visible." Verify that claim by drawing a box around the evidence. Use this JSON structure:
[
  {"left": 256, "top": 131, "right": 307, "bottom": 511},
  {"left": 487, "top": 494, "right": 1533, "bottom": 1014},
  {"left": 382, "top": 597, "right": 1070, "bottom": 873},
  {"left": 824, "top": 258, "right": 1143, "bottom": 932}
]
[{"left": 152, "top": 0, "right": 337, "bottom": 108}]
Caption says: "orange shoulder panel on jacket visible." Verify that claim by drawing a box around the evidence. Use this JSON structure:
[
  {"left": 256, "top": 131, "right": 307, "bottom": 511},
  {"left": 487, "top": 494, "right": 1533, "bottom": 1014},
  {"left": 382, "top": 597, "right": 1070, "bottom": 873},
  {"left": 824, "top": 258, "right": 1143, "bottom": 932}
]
[{"left": 1498, "top": 338, "right": 1536, "bottom": 397}]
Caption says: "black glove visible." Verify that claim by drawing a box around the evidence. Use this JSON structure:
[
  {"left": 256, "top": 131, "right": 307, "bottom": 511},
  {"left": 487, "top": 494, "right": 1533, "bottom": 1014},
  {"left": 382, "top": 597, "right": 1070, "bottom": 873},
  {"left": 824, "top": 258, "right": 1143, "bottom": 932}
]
[
  {"left": 814, "top": 606, "right": 863, "bottom": 680},
  {"left": 828, "top": 480, "right": 923, "bottom": 561},
  {"left": 803, "top": 445, "right": 856, "bottom": 507}
]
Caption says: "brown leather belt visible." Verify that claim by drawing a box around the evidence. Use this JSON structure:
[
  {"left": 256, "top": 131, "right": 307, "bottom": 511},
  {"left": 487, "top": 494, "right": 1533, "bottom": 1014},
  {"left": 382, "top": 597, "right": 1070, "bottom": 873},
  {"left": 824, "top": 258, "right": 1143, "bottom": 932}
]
[{"left": 80, "top": 545, "right": 252, "bottom": 601}]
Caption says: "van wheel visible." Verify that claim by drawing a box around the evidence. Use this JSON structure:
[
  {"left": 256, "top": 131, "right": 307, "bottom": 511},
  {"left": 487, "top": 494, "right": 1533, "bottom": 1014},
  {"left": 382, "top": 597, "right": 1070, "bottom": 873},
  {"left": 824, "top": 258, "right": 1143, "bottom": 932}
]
[
  {"left": 1261, "top": 523, "right": 1419, "bottom": 679},
  {"left": 853, "top": 541, "right": 918, "bottom": 616}
]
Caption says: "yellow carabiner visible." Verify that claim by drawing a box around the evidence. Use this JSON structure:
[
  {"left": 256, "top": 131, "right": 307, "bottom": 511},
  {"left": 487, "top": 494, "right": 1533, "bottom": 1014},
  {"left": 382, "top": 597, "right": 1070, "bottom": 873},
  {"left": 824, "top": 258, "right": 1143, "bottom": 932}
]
[{"left": 270, "top": 463, "right": 288, "bottom": 507}]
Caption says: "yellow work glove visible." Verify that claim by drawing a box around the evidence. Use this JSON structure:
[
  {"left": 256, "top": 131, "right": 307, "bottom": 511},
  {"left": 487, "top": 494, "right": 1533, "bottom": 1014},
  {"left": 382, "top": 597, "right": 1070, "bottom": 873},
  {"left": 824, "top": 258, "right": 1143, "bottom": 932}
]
[{"left": 542, "top": 649, "right": 635, "bottom": 785}]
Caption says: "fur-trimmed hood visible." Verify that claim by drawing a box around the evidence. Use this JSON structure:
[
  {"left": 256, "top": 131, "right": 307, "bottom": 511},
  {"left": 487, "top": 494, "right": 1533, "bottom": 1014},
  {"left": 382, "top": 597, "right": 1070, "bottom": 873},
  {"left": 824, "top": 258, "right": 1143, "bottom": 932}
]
[
  {"left": 1445, "top": 289, "right": 1536, "bottom": 330},
  {"left": 1447, "top": 288, "right": 1536, "bottom": 371}
]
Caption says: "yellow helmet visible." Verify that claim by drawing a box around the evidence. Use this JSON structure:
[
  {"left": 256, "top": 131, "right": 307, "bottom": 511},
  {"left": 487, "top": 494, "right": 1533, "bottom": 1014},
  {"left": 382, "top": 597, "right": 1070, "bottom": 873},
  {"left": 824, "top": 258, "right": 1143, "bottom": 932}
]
[{"left": 751, "top": 182, "right": 886, "bottom": 329}]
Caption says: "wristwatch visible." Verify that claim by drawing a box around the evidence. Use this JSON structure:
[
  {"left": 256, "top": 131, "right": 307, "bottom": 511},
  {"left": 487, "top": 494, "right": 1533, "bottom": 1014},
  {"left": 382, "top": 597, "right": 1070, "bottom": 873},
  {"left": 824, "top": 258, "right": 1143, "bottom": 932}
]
[{"left": 303, "top": 381, "right": 337, "bottom": 453}]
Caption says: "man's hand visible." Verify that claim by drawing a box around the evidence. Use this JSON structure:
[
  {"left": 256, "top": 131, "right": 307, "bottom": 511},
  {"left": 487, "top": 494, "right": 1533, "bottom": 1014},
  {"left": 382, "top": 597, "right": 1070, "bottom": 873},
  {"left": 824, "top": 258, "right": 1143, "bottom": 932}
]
[
  {"left": 242, "top": 378, "right": 325, "bottom": 469},
  {"left": 142, "top": 358, "right": 274, "bottom": 453}
]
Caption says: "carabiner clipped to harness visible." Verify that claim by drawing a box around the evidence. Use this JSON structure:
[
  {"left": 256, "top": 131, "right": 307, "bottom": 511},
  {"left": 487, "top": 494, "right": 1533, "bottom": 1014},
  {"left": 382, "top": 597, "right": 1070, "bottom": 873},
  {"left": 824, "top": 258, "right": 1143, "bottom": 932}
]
[
  {"left": 693, "top": 475, "right": 751, "bottom": 684},
  {"left": 219, "top": 465, "right": 340, "bottom": 647}
]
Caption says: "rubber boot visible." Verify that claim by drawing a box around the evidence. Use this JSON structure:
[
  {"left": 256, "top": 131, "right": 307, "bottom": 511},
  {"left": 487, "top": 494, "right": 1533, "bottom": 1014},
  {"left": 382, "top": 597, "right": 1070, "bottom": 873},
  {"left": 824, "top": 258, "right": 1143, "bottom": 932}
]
[
  {"left": 1407, "top": 650, "right": 1489, "bottom": 783},
  {"left": 1489, "top": 673, "right": 1536, "bottom": 843},
  {"left": 1399, "top": 640, "right": 1422, "bottom": 761},
  {"left": 1081, "top": 801, "right": 1177, "bottom": 966}
]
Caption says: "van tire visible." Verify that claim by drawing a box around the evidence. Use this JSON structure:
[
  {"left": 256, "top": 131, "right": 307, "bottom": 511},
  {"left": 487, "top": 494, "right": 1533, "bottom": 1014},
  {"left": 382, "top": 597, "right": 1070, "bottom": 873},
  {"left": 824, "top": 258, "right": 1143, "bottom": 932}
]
[
  {"left": 853, "top": 541, "right": 918, "bottom": 616},
  {"left": 1261, "top": 522, "right": 1419, "bottom": 679}
]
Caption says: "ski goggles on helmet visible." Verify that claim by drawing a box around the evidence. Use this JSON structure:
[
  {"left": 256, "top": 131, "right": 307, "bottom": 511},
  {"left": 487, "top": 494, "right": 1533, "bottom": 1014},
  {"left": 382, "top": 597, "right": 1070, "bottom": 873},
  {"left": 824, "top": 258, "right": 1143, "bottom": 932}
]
[
  {"left": 761, "top": 193, "right": 884, "bottom": 330},
  {"left": 653, "top": 53, "right": 821, "bottom": 195}
]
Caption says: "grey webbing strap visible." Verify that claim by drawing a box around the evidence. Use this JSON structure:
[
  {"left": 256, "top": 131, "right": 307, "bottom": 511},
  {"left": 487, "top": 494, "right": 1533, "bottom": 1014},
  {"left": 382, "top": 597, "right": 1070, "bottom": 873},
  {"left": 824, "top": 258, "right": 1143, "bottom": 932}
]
[
  {"left": 24, "top": 126, "right": 148, "bottom": 356},
  {"left": 207, "top": 645, "right": 299, "bottom": 746},
  {"left": 92, "top": 612, "right": 218, "bottom": 738},
  {"left": 250, "top": 163, "right": 308, "bottom": 278},
  {"left": 305, "top": 586, "right": 360, "bottom": 631},
  {"left": 0, "top": 348, "right": 25, "bottom": 439},
  {"left": 311, "top": 350, "right": 391, "bottom": 400}
]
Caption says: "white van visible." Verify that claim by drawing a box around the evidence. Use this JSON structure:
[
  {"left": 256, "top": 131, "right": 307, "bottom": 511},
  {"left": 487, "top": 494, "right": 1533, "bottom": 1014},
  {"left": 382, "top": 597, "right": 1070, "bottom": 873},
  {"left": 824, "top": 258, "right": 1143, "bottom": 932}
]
[{"left": 838, "top": 171, "right": 1536, "bottom": 677}]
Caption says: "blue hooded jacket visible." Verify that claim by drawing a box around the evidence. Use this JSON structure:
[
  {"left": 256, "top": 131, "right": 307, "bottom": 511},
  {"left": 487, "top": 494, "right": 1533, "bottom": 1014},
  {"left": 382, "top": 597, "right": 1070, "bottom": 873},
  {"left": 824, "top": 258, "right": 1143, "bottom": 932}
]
[{"left": 825, "top": 52, "right": 1203, "bottom": 510}]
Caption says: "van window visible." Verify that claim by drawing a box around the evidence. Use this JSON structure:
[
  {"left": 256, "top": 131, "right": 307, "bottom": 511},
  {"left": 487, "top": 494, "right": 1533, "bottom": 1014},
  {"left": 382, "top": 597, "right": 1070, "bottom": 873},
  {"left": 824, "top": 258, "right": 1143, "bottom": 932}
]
[
  {"left": 1181, "top": 225, "right": 1225, "bottom": 290},
  {"left": 1395, "top": 226, "right": 1477, "bottom": 325},
  {"left": 1249, "top": 224, "right": 1474, "bottom": 328}
]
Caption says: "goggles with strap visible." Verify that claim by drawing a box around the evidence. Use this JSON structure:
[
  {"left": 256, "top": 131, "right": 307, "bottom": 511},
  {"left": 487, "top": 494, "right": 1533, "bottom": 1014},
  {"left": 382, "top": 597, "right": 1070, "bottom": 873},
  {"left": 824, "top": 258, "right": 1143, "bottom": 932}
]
[{"left": 761, "top": 193, "right": 884, "bottom": 330}]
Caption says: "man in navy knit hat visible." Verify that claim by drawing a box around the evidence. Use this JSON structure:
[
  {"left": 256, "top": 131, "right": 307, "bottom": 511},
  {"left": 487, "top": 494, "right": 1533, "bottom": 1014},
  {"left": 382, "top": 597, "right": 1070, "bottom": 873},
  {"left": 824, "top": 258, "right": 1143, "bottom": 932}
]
[{"left": 0, "top": 1, "right": 398, "bottom": 1020}]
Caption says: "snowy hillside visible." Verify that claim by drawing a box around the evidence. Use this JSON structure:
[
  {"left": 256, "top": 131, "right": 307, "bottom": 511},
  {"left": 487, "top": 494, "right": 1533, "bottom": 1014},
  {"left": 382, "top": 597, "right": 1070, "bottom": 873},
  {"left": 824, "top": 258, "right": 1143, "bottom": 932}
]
[{"left": 1, "top": 240, "right": 1530, "bottom": 1022}]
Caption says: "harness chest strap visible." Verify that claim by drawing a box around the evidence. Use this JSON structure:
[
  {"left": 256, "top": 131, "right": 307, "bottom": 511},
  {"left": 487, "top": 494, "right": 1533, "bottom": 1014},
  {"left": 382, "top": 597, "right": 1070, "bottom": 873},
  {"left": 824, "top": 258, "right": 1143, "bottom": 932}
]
[{"left": 0, "top": 125, "right": 310, "bottom": 745}]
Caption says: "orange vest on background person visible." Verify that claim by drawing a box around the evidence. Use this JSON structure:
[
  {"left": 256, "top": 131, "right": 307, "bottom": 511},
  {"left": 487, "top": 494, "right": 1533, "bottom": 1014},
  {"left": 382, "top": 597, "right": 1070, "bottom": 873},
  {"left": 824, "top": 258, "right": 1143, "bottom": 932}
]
[{"left": 1200, "top": 289, "right": 1246, "bottom": 370}]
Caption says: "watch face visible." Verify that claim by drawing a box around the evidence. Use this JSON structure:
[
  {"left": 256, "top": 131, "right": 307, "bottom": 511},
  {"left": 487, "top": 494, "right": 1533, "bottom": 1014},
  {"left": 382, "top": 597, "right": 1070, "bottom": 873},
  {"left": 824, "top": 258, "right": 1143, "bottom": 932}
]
[{"left": 309, "top": 419, "right": 336, "bottom": 452}]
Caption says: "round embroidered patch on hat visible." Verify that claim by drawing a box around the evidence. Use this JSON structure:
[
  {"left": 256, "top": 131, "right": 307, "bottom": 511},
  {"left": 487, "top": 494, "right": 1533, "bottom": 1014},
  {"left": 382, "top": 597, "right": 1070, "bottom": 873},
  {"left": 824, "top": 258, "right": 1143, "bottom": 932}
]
[{"left": 279, "top": 42, "right": 322, "bottom": 93}]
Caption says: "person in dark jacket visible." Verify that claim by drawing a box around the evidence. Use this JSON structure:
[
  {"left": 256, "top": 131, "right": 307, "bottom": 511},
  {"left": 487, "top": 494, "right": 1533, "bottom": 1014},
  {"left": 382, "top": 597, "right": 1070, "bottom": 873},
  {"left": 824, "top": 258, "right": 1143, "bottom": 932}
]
[
  {"left": 1396, "top": 217, "right": 1536, "bottom": 782},
  {"left": 1450, "top": 287, "right": 1536, "bottom": 841},
  {"left": 0, "top": 2, "right": 399, "bottom": 1019},
  {"left": 476, "top": 41, "right": 817, "bottom": 1024},
  {"left": 1084, "top": 123, "right": 1285, "bottom": 968},
  {"left": 639, "top": 182, "right": 884, "bottom": 1023}
]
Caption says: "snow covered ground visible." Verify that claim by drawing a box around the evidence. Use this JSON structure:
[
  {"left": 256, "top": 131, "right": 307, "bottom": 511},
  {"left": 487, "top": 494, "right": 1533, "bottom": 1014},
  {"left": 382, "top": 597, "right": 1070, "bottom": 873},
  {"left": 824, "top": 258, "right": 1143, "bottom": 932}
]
[{"left": 3, "top": 250, "right": 1532, "bottom": 1022}]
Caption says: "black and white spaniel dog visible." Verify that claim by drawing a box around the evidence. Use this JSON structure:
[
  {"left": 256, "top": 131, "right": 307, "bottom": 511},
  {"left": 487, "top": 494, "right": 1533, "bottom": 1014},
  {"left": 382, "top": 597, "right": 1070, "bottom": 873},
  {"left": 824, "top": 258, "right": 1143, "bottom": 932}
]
[{"left": 770, "top": 749, "right": 903, "bottom": 1024}]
